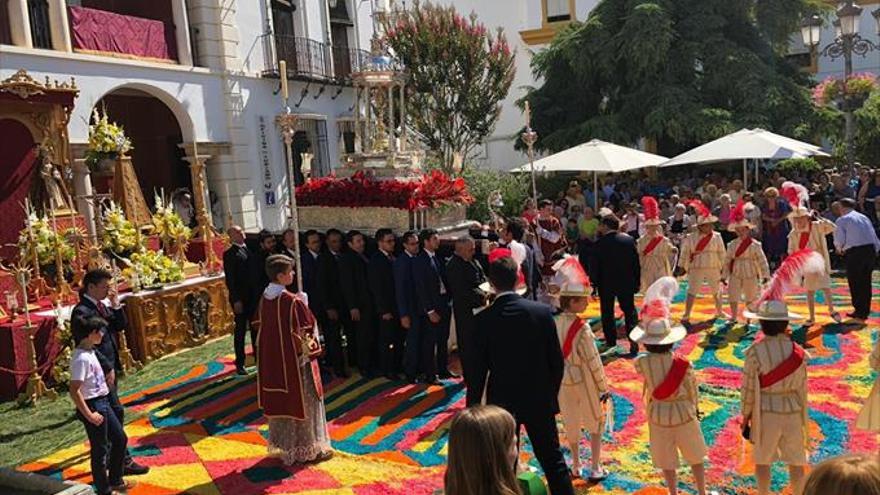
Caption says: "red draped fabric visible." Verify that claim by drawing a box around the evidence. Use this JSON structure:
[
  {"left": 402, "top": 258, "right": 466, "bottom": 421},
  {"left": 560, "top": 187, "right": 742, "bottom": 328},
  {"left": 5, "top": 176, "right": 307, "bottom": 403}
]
[
  {"left": 0, "top": 315, "right": 59, "bottom": 401},
  {"left": 0, "top": 119, "right": 36, "bottom": 263},
  {"left": 68, "top": 5, "right": 177, "bottom": 61}
]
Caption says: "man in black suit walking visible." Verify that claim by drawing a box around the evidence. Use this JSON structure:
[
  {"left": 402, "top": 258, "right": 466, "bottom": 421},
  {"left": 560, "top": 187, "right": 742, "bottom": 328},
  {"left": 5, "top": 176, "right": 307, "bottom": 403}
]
[
  {"left": 413, "top": 229, "right": 457, "bottom": 383},
  {"left": 72, "top": 269, "right": 149, "bottom": 476},
  {"left": 593, "top": 214, "right": 640, "bottom": 355},
  {"left": 250, "top": 229, "right": 276, "bottom": 303},
  {"left": 368, "top": 228, "right": 403, "bottom": 379},
  {"left": 394, "top": 231, "right": 423, "bottom": 383},
  {"left": 445, "top": 235, "right": 487, "bottom": 390},
  {"left": 222, "top": 225, "right": 255, "bottom": 375},
  {"left": 468, "top": 256, "right": 574, "bottom": 495},
  {"left": 317, "top": 229, "right": 348, "bottom": 377},
  {"left": 339, "top": 230, "right": 376, "bottom": 376}
]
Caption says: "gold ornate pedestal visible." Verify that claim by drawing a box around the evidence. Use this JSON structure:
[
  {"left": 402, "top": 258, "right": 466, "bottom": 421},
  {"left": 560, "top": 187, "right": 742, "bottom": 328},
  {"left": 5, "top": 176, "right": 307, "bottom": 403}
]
[{"left": 122, "top": 275, "right": 234, "bottom": 363}]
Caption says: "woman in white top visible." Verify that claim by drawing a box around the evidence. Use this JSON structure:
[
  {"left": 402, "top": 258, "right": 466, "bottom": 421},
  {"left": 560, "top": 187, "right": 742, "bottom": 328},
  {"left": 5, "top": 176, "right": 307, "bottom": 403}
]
[{"left": 70, "top": 315, "right": 133, "bottom": 495}]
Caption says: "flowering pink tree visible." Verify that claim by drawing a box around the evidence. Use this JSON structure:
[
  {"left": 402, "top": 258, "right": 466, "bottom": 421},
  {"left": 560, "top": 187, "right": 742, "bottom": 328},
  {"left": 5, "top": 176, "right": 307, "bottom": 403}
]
[{"left": 382, "top": 1, "right": 515, "bottom": 173}]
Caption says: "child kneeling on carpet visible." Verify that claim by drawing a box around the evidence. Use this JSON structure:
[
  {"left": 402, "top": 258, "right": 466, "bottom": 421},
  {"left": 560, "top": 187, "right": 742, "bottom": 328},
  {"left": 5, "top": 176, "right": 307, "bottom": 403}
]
[
  {"left": 741, "top": 250, "right": 823, "bottom": 495},
  {"left": 69, "top": 315, "right": 135, "bottom": 495},
  {"left": 802, "top": 454, "right": 880, "bottom": 495},
  {"left": 549, "top": 257, "right": 609, "bottom": 480},
  {"left": 630, "top": 277, "right": 713, "bottom": 495}
]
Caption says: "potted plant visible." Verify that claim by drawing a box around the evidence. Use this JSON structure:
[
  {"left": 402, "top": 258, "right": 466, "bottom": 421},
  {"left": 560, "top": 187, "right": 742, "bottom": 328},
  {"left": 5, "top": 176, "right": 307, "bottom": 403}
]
[
  {"left": 151, "top": 192, "right": 192, "bottom": 261},
  {"left": 100, "top": 201, "right": 140, "bottom": 259},
  {"left": 85, "top": 109, "right": 132, "bottom": 176},
  {"left": 18, "top": 214, "right": 76, "bottom": 286}
]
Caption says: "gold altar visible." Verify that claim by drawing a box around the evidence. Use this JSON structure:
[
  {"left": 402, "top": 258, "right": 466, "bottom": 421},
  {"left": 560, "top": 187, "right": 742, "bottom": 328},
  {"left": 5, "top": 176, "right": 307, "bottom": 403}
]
[{"left": 122, "top": 275, "right": 234, "bottom": 363}]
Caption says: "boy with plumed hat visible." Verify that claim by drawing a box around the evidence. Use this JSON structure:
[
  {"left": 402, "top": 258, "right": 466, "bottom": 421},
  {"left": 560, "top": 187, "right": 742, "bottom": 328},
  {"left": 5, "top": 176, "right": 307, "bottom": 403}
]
[
  {"left": 637, "top": 196, "right": 677, "bottom": 293},
  {"left": 548, "top": 257, "right": 609, "bottom": 480},
  {"left": 783, "top": 181, "right": 840, "bottom": 325},
  {"left": 677, "top": 199, "right": 725, "bottom": 323},
  {"left": 741, "top": 249, "right": 825, "bottom": 495},
  {"left": 630, "top": 277, "right": 712, "bottom": 495},
  {"left": 722, "top": 200, "right": 770, "bottom": 323}
]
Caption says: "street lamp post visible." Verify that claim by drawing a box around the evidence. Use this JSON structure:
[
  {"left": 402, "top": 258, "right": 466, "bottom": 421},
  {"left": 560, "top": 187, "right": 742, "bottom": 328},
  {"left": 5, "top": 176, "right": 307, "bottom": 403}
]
[{"left": 801, "top": 3, "right": 880, "bottom": 176}]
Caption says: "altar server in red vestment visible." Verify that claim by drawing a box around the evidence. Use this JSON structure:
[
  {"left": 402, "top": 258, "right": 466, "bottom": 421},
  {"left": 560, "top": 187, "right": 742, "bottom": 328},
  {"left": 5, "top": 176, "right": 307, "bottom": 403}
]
[
  {"left": 533, "top": 199, "right": 567, "bottom": 277},
  {"left": 741, "top": 249, "right": 824, "bottom": 495},
  {"left": 254, "top": 254, "right": 333, "bottom": 465},
  {"left": 630, "top": 276, "right": 710, "bottom": 495}
]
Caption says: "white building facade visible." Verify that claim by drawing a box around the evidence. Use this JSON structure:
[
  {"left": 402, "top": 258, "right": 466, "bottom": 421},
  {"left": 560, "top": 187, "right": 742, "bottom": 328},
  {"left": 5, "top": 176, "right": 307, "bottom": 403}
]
[{"left": 0, "top": 0, "right": 379, "bottom": 232}]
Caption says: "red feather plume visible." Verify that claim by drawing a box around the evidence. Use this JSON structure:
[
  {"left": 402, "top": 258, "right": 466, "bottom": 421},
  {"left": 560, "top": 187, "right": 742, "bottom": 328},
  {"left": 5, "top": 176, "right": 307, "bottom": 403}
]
[
  {"left": 687, "top": 199, "right": 710, "bottom": 218},
  {"left": 488, "top": 247, "right": 513, "bottom": 264},
  {"left": 641, "top": 196, "right": 660, "bottom": 221},
  {"left": 781, "top": 181, "right": 809, "bottom": 210},
  {"left": 730, "top": 199, "right": 746, "bottom": 224},
  {"left": 757, "top": 248, "right": 825, "bottom": 304}
]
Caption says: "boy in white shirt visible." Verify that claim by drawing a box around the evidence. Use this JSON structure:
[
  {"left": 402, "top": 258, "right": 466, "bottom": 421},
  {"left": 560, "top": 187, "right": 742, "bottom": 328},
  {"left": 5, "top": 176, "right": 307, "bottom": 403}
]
[{"left": 70, "top": 316, "right": 134, "bottom": 495}]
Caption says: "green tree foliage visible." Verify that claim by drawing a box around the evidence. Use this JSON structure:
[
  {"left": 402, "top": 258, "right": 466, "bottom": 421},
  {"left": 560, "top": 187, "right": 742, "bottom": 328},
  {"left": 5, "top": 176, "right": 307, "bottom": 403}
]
[
  {"left": 382, "top": 0, "right": 515, "bottom": 173},
  {"left": 461, "top": 166, "right": 530, "bottom": 223},
  {"left": 811, "top": 91, "right": 880, "bottom": 166},
  {"left": 524, "top": 0, "right": 827, "bottom": 156}
]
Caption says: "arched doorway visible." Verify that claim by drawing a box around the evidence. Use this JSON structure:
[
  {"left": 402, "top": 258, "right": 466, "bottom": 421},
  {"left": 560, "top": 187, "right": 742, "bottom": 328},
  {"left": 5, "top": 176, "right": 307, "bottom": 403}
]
[
  {"left": 0, "top": 118, "right": 36, "bottom": 260},
  {"left": 93, "top": 88, "right": 191, "bottom": 208}
]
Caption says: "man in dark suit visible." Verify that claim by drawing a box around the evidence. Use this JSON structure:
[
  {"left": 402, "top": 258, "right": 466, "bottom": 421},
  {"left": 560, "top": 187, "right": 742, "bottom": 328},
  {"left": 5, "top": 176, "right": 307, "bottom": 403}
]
[
  {"left": 222, "top": 225, "right": 255, "bottom": 375},
  {"left": 413, "top": 229, "right": 456, "bottom": 383},
  {"left": 368, "top": 228, "right": 403, "bottom": 379},
  {"left": 394, "top": 230, "right": 423, "bottom": 383},
  {"left": 249, "top": 229, "right": 276, "bottom": 304},
  {"left": 339, "top": 230, "right": 376, "bottom": 376},
  {"left": 300, "top": 229, "right": 322, "bottom": 307},
  {"left": 593, "top": 214, "right": 640, "bottom": 355},
  {"left": 72, "top": 269, "right": 149, "bottom": 476},
  {"left": 445, "top": 235, "right": 487, "bottom": 390},
  {"left": 468, "top": 256, "right": 574, "bottom": 495},
  {"left": 317, "top": 229, "right": 348, "bottom": 377},
  {"left": 279, "top": 228, "right": 299, "bottom": 292}
]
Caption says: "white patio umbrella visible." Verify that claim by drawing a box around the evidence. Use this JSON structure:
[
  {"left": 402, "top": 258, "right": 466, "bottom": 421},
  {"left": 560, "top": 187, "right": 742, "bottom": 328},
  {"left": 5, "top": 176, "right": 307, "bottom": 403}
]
[
  {"left": 511, "top": 139, "right": 668, "bottom": 209},
  {"left": 660, "top": 128, "right": 829, "bottom": 189}
]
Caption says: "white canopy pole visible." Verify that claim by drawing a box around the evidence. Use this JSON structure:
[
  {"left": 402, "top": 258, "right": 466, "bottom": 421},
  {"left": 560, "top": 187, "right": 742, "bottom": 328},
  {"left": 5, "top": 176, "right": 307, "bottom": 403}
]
[
  {"left": 743, "top": 159, "right": 748, "bottom": 190},
  {"left": 594, "top": 172, "right": 599, "bottom": 210}
]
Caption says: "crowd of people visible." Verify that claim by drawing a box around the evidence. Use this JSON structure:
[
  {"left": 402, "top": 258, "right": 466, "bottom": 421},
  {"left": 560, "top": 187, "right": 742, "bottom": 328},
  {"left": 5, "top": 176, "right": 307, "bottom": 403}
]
[{"left": 64, "top": 165, "right": 880, "bottom": 495}]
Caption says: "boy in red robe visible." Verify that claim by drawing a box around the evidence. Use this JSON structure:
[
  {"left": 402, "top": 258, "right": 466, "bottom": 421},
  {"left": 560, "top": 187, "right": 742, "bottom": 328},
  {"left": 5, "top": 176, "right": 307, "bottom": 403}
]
[{"left": 254, "top": 254, "right": 332, "bottom": 465}]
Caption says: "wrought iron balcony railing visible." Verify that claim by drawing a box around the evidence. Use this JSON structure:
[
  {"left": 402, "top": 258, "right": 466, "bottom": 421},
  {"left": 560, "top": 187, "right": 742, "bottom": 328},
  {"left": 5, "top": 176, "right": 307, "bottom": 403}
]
[{"left": 262, "top": 33, "right": 369, "bottom": 84}]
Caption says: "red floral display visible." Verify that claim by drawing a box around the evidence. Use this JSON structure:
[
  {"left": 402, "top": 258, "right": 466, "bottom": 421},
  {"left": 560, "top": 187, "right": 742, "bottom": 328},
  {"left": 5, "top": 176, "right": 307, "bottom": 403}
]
[{"left": 296, "top": 170, "right": 473, "bottom": 211}]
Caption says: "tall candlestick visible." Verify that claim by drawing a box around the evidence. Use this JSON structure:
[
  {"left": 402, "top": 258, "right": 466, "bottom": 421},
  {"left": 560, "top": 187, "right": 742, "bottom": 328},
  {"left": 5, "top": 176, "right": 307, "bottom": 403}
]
[
  {"left": 279, "top": 60, "right": 289, "bottom": 101},
  {"left": 18, "top": 272, "right": 30, "bottom": 327}
]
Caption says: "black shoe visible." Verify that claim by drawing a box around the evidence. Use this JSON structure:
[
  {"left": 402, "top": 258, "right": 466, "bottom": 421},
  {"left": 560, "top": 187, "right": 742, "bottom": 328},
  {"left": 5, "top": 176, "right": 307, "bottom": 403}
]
[
  {"left": 235, "top": 367, "right": 248, "bottom": 376},
  {"left": 123, "top": 460, "right": 150, "bottom": 475},
  {"left": 421, "top": 375, "right": 441, "bottom": 385},
  {"left": 438, "top": 370, "right": 460, "bottom": 380},
  {"left": 406, "top": 374, "right": 419, "bottom": 384},
  {"left": 629, "top": 344, "right": 639, "bottom": 356}
]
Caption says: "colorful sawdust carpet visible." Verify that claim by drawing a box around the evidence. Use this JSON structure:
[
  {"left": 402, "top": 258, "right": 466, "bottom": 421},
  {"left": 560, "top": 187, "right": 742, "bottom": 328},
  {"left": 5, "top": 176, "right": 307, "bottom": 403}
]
[{"left": 19, "top": 277, "right": 880, "bottom": 494}]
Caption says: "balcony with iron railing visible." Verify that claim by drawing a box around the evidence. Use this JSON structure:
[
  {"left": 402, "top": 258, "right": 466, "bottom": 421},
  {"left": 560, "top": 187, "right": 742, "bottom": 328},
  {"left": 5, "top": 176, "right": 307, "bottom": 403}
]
[{"left": 261, "top": 33, "right": 370, "bottom": 84}]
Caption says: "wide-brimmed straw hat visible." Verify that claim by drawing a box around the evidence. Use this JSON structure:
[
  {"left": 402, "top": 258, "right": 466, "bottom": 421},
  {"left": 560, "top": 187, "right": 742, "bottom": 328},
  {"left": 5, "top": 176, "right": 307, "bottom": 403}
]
[
  {"left": 742, "top": 300, "right": 803, "bottom": 321},
  {"left": 788, "top": 206, "right": 811, "bottom": 219},
  {"left": 629, "top": 318, "right": 687, "bottom": 345},
  {"left": 727, "top": 218, "right": 755, "bottom": 232}
]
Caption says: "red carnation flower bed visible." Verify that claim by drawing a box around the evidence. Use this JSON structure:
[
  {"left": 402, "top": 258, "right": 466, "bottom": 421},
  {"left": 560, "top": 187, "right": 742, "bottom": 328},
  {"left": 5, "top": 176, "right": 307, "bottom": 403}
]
[{"left": 296, "top": 170, "right": 473, "bottom": 211}]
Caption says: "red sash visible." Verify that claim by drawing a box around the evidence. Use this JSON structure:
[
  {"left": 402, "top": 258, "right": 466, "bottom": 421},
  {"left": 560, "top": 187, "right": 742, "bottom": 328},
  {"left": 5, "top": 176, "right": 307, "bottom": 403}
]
[
  {"left": 759, "top": 344, "right": 805, "bottom": 388},
  {"left": 653, "top": 356, "right": 690, "bottom": 400},
  {"left": 798, "top": 225, "right": 812, "bottom": 250},
  {"left": 728, "top": 237, "right": 753, "bottom": 274},
  {"left": 689, "top": 234, "right": 714, "bottom": 263},
  {"left": 561, "top": 318, "right": 586, "bottom": 359},
  {"left": 642, "top": 236, "right": 664, "bottom": 256}
]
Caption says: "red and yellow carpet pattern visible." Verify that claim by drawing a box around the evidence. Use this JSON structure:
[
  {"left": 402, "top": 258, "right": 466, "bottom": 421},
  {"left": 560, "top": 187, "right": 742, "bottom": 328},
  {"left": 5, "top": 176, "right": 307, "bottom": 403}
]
[{"left": 18, "top": 277, "right": 880, "bottom": 494}]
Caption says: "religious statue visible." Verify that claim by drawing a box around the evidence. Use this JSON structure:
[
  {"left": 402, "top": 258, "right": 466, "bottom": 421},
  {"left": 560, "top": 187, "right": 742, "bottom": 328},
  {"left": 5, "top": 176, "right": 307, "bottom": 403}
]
[{"left": 32, "top": 145, "right": 73, "bottom": 213}]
